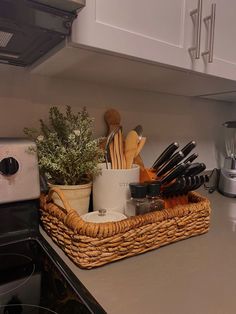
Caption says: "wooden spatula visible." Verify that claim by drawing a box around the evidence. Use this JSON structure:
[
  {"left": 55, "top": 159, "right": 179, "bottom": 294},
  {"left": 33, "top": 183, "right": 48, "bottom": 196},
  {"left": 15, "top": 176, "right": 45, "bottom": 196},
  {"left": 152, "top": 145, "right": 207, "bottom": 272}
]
[
  {"left": 135, "top": 137, "right": 146, "bottom": 157},
  {"left": 125, "top": 130, "right": 139, "bottom": 169},
  {"left": 133, "top": 137, "right": 146, "bottom": 170}
]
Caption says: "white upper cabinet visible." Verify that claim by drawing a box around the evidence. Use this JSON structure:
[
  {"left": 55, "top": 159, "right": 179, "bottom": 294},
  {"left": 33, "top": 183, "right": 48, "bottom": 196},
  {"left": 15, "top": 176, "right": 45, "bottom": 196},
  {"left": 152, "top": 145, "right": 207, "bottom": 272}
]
[
  {"left": 71, "top": 0, "right": 236, "bottom": 81},
  {"left": 196, "top": 0, "right": 236, "bottom": 81},
  {"left": 32, "top": 0, "right": 236, "bottom": 99},
  {"left": 72, "top": 0, "right": 195, "bottom": 70}
]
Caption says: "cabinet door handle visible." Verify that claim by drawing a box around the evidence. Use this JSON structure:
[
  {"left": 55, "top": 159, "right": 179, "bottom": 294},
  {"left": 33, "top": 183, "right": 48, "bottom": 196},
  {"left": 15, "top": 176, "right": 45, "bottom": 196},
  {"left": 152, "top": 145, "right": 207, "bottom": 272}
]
[
  {"left": 202, "top": 3, "right": 216, "bottom": 63},
  {"left": 189, "top": 0, "right": 202, "bottom": 59}
]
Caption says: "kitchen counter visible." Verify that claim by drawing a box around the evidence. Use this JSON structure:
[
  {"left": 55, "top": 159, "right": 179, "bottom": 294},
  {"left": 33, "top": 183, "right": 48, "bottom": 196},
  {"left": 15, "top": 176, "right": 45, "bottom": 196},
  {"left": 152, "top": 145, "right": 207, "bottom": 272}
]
[{"left": 40, "top": 189, "right": 236, "bottom": 314}]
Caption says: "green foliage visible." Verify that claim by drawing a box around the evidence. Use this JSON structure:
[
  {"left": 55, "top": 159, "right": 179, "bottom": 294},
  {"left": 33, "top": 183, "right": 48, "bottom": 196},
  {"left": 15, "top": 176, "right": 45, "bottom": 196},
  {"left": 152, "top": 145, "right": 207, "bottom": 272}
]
[{"left": 24, "top": 106, "right": 104, "bottom": 185}]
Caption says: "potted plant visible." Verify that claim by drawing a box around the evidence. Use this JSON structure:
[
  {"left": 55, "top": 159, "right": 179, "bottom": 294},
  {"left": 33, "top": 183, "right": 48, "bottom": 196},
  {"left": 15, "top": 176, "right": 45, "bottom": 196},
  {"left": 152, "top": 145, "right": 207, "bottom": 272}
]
[{"left": 24, "top": 106, "right": 104, "bottom": 215}]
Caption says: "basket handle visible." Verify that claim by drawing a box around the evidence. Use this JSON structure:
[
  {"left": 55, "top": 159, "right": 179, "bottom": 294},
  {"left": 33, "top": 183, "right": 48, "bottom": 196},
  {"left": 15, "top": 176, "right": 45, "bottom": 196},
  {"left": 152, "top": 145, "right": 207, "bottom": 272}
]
[{"left": 47, "top": 187, "right": 74, "bottom": 215}]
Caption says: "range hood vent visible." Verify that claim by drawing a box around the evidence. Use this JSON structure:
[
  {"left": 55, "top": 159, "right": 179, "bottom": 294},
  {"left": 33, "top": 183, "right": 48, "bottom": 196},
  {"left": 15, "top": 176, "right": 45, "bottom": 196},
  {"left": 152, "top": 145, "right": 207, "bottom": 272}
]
[
  {"left": 0, "top": 0, "right": 85, "bottom": 67},
  {"left": 0, "top": 31, "right": 13, "bottom": 48}
]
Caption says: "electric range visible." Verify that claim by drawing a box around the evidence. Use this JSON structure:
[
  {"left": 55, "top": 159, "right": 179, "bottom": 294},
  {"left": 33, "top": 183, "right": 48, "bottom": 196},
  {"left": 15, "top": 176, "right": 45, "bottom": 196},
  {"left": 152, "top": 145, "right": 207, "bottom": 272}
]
[{"left": 0, "top": 139, "right": 106, "bottom": 314}]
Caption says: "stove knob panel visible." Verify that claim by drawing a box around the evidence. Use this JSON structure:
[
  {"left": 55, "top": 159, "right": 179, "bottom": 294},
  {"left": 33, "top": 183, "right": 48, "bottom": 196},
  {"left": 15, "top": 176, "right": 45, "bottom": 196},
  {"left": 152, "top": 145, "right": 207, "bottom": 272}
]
[{"left": 0, "top": 157, "right": 19, "bottom": 176}]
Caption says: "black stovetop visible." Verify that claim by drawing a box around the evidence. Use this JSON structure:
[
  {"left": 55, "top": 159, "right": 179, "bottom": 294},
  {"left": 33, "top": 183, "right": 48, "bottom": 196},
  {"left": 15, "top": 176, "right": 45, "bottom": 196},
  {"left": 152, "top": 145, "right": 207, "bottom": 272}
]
[{"left": 0, "top": 201, "right": 106, "bottom": 314}]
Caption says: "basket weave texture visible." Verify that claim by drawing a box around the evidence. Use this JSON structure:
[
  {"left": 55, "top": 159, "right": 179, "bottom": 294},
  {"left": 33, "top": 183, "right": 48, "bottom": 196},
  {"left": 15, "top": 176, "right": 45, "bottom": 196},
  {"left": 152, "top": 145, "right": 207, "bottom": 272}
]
[{"left": 40, "top": 188, "right": 211, "bottom": 269}]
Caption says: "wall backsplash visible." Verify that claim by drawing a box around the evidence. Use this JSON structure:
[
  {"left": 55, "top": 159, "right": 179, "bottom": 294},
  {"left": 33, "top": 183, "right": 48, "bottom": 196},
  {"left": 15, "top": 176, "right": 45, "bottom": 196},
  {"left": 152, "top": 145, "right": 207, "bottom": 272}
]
[{"left": 0, "top": 65, "right": 233, "bottom": 169}]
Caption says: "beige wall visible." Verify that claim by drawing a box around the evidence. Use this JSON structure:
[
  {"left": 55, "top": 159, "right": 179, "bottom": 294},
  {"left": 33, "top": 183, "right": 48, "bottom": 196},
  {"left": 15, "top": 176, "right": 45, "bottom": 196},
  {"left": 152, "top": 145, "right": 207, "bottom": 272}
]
[{"left": 0, "top": 65, "right": 232, "bottom": 169}]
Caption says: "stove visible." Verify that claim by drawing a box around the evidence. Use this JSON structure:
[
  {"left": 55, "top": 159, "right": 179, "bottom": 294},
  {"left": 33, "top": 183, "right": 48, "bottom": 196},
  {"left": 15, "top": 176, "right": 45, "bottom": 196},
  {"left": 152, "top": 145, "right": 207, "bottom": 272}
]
[{"left": 0, "top": 139, "right": 106, "bottom": 314}]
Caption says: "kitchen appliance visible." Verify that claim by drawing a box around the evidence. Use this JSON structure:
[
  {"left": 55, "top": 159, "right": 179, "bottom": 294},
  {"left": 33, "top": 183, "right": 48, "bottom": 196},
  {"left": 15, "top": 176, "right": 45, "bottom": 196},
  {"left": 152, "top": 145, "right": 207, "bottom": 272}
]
[
  {"left": 0, "top": 0, "right": 85, "bottom": 66},
  {"left": 0, "top": 138, "right": 40, "bottom": 204},
  {"left": 218, "top": 121, "right": 236, "bottom": 197},
  {"left": 0, "top": 138, "right": 105, "bottom": 313}
]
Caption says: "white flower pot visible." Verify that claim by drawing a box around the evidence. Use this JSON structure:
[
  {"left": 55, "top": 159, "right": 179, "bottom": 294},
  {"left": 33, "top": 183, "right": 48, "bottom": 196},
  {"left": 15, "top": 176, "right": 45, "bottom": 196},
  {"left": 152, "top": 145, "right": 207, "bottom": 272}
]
[{"left": 48, "top": 182, "right": 92, "bottom": 216}]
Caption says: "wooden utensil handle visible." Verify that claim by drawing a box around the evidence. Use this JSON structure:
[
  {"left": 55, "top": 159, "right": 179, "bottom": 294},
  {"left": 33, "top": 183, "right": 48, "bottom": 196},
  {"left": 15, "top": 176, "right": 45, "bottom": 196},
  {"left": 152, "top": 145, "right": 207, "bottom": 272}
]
[
  {"left": 109, "top": 142, "right": 115, "bottom": 169},
  {"left": 118, "top": 129, "right": 126, "bottom": 169},
  {"left": 114, "top": 132, "right": 121, "bottom": 169},
  {"left": 133, "top": 155, "right": 145, "bottom": 170}
]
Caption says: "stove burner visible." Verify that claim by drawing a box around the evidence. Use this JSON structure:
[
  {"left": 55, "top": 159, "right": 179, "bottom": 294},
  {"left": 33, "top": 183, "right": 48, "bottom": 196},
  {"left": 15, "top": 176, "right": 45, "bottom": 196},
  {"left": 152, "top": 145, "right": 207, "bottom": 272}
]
[
  {"left": 0, "top": 240, "right": 105, "bottom": 314},
  {"left": 1, "top": 303, "right": 58, "bottom": 313},
  {"left": 0, "top": 254, "right": 34, "bottom": 296}
]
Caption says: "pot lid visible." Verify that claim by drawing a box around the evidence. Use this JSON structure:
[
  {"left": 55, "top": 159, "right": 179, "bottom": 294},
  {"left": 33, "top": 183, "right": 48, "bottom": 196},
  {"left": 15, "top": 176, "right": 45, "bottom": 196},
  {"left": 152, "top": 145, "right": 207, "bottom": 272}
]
[{"left": 82, "top": 209, "right": 127, "bottom": 223}]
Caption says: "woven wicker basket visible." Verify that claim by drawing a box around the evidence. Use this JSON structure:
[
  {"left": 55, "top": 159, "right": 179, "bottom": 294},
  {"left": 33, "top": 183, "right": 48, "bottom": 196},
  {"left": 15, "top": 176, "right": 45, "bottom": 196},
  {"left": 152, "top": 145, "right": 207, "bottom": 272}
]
[{"left": 40, "top": 188, "right": 211, "bottom": 269}]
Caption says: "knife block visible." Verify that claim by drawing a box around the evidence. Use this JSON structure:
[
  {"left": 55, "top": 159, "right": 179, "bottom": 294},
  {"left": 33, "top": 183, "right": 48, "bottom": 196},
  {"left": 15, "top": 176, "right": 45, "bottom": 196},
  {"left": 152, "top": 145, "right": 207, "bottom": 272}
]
[{"left": 140, "top": 168, "right": 157, "bottom": 182}]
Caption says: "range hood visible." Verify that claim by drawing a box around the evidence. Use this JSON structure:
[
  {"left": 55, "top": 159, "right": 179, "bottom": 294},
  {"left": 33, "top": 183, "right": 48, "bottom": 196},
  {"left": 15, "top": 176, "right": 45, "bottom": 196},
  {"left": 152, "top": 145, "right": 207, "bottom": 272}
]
[{"left": 0, "top": 0, "right": 85, "bottom": 67}]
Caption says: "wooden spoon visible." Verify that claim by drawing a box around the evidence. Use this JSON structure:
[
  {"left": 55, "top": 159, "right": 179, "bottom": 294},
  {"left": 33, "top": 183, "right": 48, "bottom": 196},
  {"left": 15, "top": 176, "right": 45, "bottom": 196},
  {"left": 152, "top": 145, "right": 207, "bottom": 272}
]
[{"left": 104, "top": 109, "right": 121, "bottom": 135}]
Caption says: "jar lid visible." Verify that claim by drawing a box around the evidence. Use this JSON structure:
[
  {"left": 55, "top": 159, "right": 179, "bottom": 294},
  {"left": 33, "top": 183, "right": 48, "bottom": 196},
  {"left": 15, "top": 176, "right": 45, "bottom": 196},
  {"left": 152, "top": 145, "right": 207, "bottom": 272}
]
[
  {"left": 147, "top": 181, "right": 161, "bottom": 197},
  {"left": 129, "top": 182, "right": 147, "bottom": 198},
  {"left": 81, "top": 209, "right": 127, "bottom": 223}
]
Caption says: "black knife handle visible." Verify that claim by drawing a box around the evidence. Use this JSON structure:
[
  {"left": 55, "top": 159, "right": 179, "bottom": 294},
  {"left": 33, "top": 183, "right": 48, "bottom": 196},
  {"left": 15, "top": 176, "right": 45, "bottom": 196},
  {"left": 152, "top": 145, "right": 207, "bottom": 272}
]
[
  {"left": 162, "top": 180, "right": 181, "bottom": 196},
  {"left": 191, "top": 163, "right": 206, "bottom": 176},
  {"left": 184, "top": 153, "right": 198, "bottom": 164},
  {"left": 162, "top": 176, "right": 187, "bottom": 197},
  {"left": 181, "top": 141, "right": 196, "bottom": 157},
  {"left": 223, "top": 121, "right": 236, "bottom": 128},
  {"left": 157, "top": 151, "right": 185, "bottom": 177},
  {"left": 161, "top": 163, "right": 189, "bottom": 185},
  {"left": 189, "top": 175, "right": 205, "bottom": 191},
  {"left": 185, "top": 163, "right": 206, "bottom": 176},
  {"left": 152, "top": 142, "right": 179, "bottom": 169},
  {"left": 184, "top": 162, "right": 199, "bottom": 173},
  {"left": 204, "top": 174, "right": 209, "bottom": 182}
]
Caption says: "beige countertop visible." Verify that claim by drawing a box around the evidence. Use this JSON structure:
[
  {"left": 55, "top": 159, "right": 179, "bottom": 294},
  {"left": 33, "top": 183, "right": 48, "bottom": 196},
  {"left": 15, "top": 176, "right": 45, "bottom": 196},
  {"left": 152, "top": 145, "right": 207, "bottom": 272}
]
[{"left": 40, "top": 189, "right": 236, "bottom": 314}]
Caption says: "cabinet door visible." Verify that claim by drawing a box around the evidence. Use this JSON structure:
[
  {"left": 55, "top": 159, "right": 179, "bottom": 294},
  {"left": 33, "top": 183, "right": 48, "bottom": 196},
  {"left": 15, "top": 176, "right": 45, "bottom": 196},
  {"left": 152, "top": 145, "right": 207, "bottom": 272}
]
[
  {"left": 72, "top": 0, "right": 197, "bottom": 70},
  {"left": 197, "top": 0, "right": 236, "bottom": 81}
]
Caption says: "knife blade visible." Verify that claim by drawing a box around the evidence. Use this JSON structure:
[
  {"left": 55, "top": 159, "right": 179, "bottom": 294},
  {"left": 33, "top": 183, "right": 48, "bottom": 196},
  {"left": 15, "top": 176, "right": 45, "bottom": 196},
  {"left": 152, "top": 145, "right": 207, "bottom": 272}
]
[
  {"left": 152, "top": 142, "right": 179, "bottom": 170},
  {"left": 156, "top": 151, "right": 185, "bottom": 177}
]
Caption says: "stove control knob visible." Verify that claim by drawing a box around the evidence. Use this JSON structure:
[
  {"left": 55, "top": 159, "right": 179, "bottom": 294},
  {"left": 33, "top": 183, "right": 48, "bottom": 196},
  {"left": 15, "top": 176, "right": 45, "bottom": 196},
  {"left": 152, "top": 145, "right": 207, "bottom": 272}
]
[{"left": 0, "top": 157, "right": 19, "bottom": 176}]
